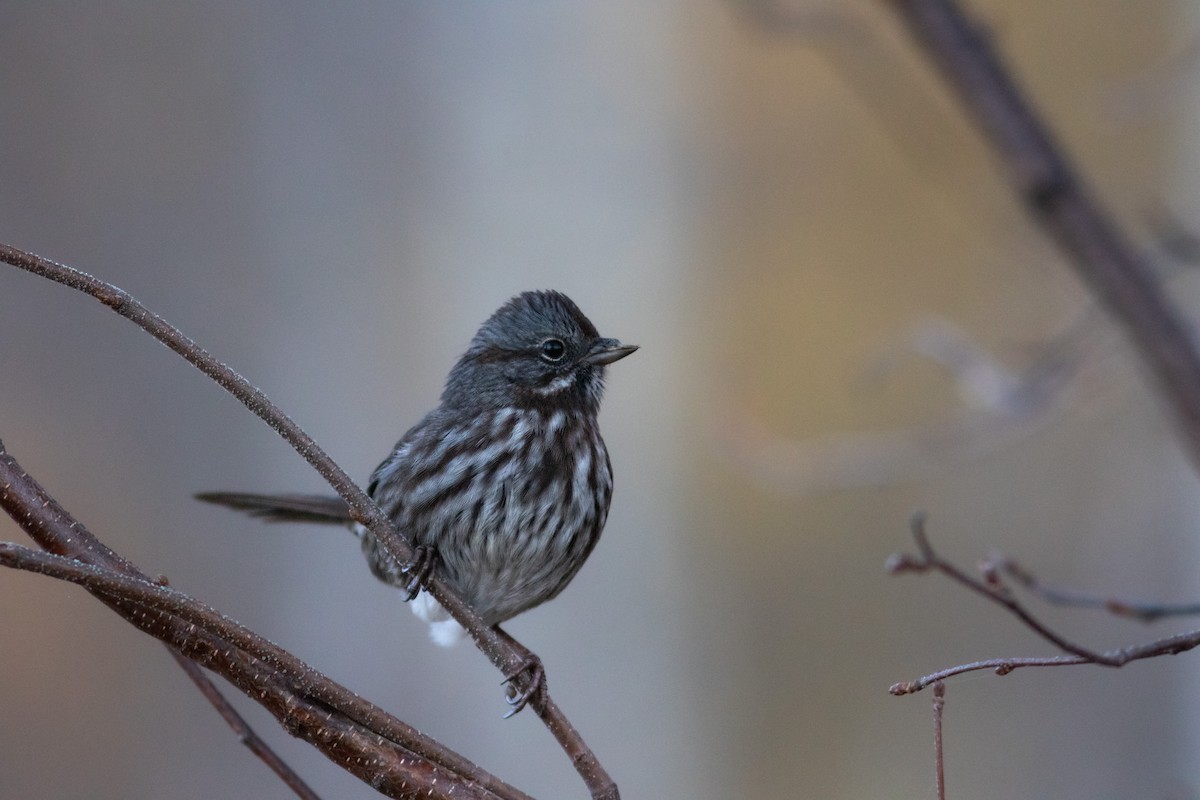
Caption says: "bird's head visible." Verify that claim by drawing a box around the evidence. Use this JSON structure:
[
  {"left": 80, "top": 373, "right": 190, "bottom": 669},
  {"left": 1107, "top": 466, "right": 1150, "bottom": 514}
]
[{"left": 442, "top": 290, "right": 637, "bottom": 413}]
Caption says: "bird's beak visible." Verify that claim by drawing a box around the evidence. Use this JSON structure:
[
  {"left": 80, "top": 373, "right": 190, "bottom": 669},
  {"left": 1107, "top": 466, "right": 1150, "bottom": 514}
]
[{"left": 584, "top": 338, "right": 639, "bottom": 366}]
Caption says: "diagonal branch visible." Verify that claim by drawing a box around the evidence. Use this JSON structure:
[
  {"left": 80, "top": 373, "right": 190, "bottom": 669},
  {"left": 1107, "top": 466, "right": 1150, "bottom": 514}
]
[
  {"left": 0, "top": 436, "right": 317, "bottom": 799},
  {"left": 0, "top": 546, "right": 516, "bottom": 800},
  {"left": 1001, "top": 558, "right": 1200, "bottom": 623},
  {"left": 0, "top": 242, "right": 617, "bottom": 800},
  {"left": 0, "top": 438, "right": 532, "bottom": 800},
  {"left": 879, "top": 0, "right": 1200, "bottom": 472},
  {"left": 170, "top": 651, "right": 323, "bottom": 800}
]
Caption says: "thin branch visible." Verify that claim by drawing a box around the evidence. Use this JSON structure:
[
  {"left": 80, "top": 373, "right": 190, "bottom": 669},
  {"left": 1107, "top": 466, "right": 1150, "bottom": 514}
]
[
  {"left": 0, "top": 438, "right": 532, "bottom": 800},
  {"left": 887, "top": 517, "right": 1200, "bottom": 696},
  {"left": 891, "top": 655, "right": 1089, "bottom": 695},
  {"left": 1001, "top": 558, "right": 1200, "bottom": 623},
  {"left": 0, "top": 435, "right": 317, "bottom": 800},
  {"left": 169, "top": 652, "right": 323, "bottom": 800},
  {"left": 889, "top": 513, "right": 1114, "bottom": 663},
  {"left": 879, "top": 0, "right": 1200, "bottom": 472},
  {"left": 0, "top": 441, "right": 487, "bottom": 779},
  {"left": 932, "top": 681, "right": 946, "bottom": 800},
  {"left": 0, "top": 242, "right": 617, "bottom": 800}
]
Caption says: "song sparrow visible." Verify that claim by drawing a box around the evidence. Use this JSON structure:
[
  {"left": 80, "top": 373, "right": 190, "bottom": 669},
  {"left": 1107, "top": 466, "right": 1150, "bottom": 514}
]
[{"left": 198, "top": 291, "right": 636, "bottom": 707}]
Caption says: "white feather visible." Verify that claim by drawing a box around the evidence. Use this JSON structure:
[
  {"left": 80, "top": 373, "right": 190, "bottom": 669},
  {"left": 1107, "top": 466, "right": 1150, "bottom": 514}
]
[{"left": 409, "top": 590, "right": 465, "bottom": 647}]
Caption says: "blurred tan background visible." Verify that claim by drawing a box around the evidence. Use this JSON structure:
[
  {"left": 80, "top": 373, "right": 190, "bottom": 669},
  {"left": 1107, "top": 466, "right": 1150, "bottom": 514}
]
[{"left": 4, "top": 1, "right": 1200, "bottom": 798}]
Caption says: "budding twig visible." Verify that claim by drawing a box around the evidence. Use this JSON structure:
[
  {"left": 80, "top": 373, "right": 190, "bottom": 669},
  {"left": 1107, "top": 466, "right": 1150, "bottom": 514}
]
[{"left": 888, "top": 515, "right": 1200, "bottom": 696}]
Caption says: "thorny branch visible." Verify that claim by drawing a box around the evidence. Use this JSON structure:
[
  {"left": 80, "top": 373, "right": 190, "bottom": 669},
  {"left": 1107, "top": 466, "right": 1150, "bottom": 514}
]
[
  {"left": 0, "top": 242, "right": 617, "bottom": 800},
  {"left": 887, "top": 515, "right": 1200, "bottom": 696}
]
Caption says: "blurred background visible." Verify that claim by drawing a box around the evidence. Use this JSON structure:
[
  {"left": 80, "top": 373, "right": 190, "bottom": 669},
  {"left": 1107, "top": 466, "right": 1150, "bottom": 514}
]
[{"left": 3, "top": 1, "right": 1200, "bottom": 798}]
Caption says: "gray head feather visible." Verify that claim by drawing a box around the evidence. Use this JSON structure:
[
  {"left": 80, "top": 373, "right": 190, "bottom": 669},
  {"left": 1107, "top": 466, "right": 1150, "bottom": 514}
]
[{"left": 441, "top": 291, "right": 614, "bottom": 412}]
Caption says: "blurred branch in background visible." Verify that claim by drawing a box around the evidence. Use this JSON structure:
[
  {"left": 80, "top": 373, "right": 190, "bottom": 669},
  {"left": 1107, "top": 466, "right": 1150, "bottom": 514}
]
[
  {"left": 724, "top": 310, "right": 1109, "bottom": 492},
  {"left": 724, "top": 204, "right": 1200, "bottom": 495},
  {"left": 730, "top": 0, "right": 1200, "bottom": 494},
  {"left": 738, "top": 0, "right": 1200, "bottom": 794},
  {"left": 879, "top": 0, "right": 1200, "bottom": 469},
  {"left": 0, "top": 244, "right": 616, "bottom": 800}
]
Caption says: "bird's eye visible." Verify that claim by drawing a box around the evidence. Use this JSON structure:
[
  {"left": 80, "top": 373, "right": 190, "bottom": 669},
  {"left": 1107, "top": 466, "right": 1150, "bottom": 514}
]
[{"left": 539, "top": 338, "right": 567, "bottom": 362}]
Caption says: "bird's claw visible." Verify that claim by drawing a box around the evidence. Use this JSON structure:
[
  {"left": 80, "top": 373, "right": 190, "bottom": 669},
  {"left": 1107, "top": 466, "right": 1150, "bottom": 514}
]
[
  {"left": 501, "top": 655, "right": 546, "bottom": 718},
  {"left": 400, "top": 546, "right": 435, "bottom": 601}
]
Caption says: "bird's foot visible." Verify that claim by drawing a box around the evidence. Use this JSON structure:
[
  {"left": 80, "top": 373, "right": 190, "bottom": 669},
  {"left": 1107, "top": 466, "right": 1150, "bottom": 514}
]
[
  {"left": 400, "top": 546, "right": 435, "bottom": 601},
  {"left": 501, "top": 653, "right": 546, "bottom": 718}
]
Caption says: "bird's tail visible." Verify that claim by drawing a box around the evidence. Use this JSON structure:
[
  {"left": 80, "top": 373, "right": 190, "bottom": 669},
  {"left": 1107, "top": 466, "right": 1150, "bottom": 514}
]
[{"left": 195, "top": 492, "right": 354, "bottom": 524}]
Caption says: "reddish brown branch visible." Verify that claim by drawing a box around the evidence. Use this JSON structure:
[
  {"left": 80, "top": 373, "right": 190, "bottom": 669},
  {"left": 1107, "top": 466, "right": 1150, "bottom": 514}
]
[
  {"left": 879, "top": 0, "right": 1200, "bottom": 471},
  {"left": 0, "top": 242, "right": 617, "bottom": 800},
  {"left": 170, "top": 653, "right": 323, "bottom": 800},
  {"left": 0, "top": 435, "right": 317, "bottom": 799},
  {"left": 0, "top": 438, "right": 531, "bottom": 800}
]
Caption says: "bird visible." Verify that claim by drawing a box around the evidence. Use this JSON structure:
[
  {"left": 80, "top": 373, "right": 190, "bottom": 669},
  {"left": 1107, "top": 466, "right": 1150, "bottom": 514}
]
[{"left": 197, "top": 290, "right": 636, "bottom": 710}]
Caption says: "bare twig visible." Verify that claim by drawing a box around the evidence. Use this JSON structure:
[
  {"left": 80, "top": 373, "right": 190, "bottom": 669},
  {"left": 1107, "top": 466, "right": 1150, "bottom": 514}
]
[
  {"left": 170, "top": 652, "right": 323, "bottom": 800},
  {"left": 879, "top": 0, "right": 1200, "bottom": 472},
  {"left": 1001, "top": 558, "right": 1200, "bottom": 623},
  {"left": 932, "top": 681, "right": 946, "bottom": 800},
  {"left": 0, "top": 242, "right": 617, "bottom": 800},
  {"left": 888, "top": 514, "right": 1111, "bottom": 663},
  {"left": 0, "top": 438, "right": 531, "bottom": 800},
  {"left": 891, "top": 655, "right": 1089, "bottom": 696},
  {"left": 887, "top": 516, "right": 1200, "bottom": 696}
]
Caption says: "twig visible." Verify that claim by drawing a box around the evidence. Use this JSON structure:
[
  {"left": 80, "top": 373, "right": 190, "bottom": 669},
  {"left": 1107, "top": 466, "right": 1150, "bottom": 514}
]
[
  {"left": 1001, "top": 558, "right": 1200, "bottom": 623},
  {"left": 887, "top": 516, "right": 1200, "bottom": 696},
  {"left": 0, "top": 438, "right": 531, "bottom": 800},
  {"left": 932, "top": 681, "right": 946, "bottom": 800},
  {"left": 879, "top": 0, "right": 1200, "bottom": 472},
  {"left": 891, "top": 655, "right": 1089, "bottom": 696},
  {"left": 888, "top": 514, "right": 1112, "bottom": 663},
  {"left": 0, "top": 242, "right": 617, "bottom": 800},
  {"left": 170, "top": 653, "right": 323, "bottom": 800}
]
